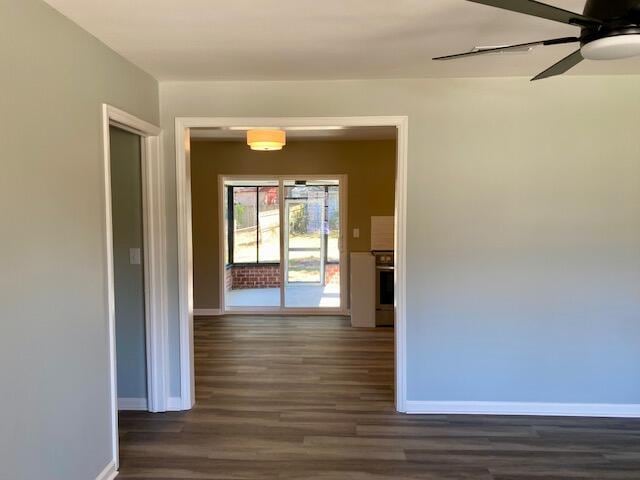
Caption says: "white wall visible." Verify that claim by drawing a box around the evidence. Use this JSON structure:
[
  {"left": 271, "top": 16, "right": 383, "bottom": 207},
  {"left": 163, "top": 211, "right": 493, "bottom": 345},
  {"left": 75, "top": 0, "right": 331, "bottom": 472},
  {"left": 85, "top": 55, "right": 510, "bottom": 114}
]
[
  {"left": 160, "top": 77, "right": 640, "bottom": 405},
  {"left": 0, "top": 0, "right": 159, "bottom": 478}
]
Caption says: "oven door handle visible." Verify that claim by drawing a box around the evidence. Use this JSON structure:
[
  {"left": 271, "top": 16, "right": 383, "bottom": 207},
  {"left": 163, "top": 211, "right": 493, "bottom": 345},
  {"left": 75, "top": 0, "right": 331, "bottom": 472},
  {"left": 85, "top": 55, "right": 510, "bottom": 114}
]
[{"left": 376, "top": 266, "right": 394, "bottom": 271}]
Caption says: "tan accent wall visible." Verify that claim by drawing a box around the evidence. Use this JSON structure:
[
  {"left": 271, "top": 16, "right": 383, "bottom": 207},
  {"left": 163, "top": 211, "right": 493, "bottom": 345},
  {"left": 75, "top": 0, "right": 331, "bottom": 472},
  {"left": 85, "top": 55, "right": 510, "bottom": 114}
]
[{"left": 191, "top": 140, "right": 396, "bottom": 309}]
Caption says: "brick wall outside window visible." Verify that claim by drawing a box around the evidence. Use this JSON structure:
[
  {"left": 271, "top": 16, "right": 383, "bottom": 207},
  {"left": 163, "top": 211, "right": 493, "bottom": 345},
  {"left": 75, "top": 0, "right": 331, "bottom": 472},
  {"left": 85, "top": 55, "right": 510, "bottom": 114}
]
[
  {"left": 229, "top": 264, "right": 280, "bottom": 289},
  {"left": 325, "top": 264, "right": 340, "bottom": 285},
  {"left": 226, "top": 263, "right": 340, "bottom": 289},
  {"left": 224, "top": 266, "right": 233, "bottom": 291}
]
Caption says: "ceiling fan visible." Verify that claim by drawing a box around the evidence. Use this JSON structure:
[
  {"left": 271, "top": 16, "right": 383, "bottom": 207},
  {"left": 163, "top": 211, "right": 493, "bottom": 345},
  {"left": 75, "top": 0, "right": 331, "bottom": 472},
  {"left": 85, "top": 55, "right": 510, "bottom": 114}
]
[{"left": 434, "top": 0, "right": 640, "bottom": 80}]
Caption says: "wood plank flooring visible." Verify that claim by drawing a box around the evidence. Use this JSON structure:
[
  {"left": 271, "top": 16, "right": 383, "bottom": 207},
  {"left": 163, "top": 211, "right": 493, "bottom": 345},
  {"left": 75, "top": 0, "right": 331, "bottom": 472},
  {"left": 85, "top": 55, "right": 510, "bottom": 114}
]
[{"left": 118, "top": 316, "right": 640, "bottom": 479}]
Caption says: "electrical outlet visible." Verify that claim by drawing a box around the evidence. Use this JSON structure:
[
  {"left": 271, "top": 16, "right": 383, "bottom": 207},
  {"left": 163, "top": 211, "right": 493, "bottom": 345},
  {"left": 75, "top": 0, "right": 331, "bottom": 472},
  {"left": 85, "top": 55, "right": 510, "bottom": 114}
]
[{"left": 353, "top": 228, "right": 360, "bottom": 239}]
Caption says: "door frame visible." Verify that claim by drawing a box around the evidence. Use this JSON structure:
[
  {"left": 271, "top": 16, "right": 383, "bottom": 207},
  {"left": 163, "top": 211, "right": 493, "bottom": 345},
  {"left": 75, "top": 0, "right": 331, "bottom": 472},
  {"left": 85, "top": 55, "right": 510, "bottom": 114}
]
[
  {"left": 218, "top": 175, "right": 348, "bottom": 315},
  {"left": 176, "top": 116, "right": 409, "bottom": 413},
  {"left": 102, "top": 105, "right": 169, "bottom": 471}
]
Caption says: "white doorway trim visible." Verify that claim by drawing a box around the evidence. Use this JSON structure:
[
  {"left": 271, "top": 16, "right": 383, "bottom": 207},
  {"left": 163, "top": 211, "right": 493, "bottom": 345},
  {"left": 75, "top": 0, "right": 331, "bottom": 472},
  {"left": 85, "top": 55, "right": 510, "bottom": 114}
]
[
  {"left": 102, "top": 105, "right": 169, "bottom": 471},
  {"left": 175, "top": 116, "right": 409, "bottom": 413}
]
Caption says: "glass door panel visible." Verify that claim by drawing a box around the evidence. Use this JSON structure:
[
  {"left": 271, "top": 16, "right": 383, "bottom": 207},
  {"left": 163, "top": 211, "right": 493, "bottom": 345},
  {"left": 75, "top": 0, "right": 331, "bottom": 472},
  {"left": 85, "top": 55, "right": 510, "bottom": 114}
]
[
  {"left": 324, "top": 185, "right": 341, "bottom": 300},
  {"left": 284, "top": 180, "right": 340, "bottom": 309},
  {"left": 258, "top": 186, "right": 280, "bottom": 263},
  {"left": 285, "top": 187, "right": 325, "bottom": 285}
]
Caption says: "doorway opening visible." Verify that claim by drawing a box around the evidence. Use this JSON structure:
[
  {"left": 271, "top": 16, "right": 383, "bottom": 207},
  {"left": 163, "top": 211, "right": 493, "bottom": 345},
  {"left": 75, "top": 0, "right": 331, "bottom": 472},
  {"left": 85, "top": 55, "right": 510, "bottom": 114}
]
[
  {"left": 102, "top": 105, "right": 167, "bottom": 472},
  {"left": 109, "top": 125, "right": 149, "bottom": 413},
  {"left": 221, "top": 176, "right": 347, "bottom": 313},
  {"left": 176, "top": 116, "right": 408, "bottom": 412}
]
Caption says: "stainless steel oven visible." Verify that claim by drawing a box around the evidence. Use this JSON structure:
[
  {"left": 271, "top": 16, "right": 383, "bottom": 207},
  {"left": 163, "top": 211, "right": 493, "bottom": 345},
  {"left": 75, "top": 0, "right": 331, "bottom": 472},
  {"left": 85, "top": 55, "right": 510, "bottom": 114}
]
[{"left": 374, "top": 251, "right": 394, "bottom": 327}]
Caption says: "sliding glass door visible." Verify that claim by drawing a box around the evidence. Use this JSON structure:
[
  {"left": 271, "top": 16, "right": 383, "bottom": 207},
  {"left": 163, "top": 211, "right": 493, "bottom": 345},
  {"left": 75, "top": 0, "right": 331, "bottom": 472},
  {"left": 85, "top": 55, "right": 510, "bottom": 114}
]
[
  {"left": 284, "top": 186, "right": 325, "bottom": 285},
  {"left": 283, "top": 181, "right": 340, "bottom": 308},
  {"left": 222, "top": 177, "right": 344, "bottom": 312}
]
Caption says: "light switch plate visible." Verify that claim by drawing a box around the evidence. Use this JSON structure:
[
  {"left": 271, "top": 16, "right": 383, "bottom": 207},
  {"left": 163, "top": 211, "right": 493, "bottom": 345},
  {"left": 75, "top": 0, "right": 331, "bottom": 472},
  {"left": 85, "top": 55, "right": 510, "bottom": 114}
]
[
  {"left": 353, "top": 228, "right": 360, "bottom": 239},
  {"left": 129, "top": 248, "right": 141, "bottom": 265}
]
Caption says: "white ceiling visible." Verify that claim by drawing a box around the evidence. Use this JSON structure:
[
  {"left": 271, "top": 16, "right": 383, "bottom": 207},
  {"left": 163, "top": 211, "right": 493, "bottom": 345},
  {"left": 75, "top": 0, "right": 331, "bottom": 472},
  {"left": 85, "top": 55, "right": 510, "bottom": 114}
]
[
  {"left": 191, "top": 126, "right": 397, "bottom": 141},
  {"left": 43, "top": 0, "right": 640, "bottom": 80}
]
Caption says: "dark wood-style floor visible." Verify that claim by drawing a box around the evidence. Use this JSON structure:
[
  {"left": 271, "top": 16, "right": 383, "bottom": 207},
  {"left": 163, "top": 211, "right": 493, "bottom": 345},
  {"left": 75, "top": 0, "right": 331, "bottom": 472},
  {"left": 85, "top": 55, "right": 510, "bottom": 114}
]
[{"left": 118, "top": 316, "right": 640, "bottom": 479}]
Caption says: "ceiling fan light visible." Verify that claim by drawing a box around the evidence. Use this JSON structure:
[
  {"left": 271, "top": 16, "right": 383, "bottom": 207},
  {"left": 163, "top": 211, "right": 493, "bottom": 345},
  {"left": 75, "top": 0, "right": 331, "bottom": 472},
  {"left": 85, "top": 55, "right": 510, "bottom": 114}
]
[
  {"left": 581, "top": 34, "right": 640, "bottom": 60},
  {"left": 246, "top": 129, "right": 286, "bottom": 151}
]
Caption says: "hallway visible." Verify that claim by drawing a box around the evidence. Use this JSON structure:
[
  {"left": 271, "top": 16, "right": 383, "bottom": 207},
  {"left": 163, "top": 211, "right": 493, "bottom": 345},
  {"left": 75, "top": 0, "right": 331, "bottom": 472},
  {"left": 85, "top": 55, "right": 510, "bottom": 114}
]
[{"left": 118, "top": 317, "right": 640, "bottom": 479}]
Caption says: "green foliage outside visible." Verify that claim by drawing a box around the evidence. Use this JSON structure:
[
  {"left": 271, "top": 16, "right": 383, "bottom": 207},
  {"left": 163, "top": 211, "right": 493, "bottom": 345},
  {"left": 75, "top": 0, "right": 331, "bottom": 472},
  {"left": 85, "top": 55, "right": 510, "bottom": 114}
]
[{"left": 289, "top": 204, "right": 309, "bottom": 235}]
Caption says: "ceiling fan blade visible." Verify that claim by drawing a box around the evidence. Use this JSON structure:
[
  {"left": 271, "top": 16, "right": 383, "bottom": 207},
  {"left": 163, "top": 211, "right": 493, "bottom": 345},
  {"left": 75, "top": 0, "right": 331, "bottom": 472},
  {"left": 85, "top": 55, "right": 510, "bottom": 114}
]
[
  {"left": 467, "top": 0, "right": 601, "bottom": 26},
  {"left": 433, "top": 36, "right": 579, "bottom": 60},
  {"left": 531, "top": 49, "right": 584, "bottom": 81}
]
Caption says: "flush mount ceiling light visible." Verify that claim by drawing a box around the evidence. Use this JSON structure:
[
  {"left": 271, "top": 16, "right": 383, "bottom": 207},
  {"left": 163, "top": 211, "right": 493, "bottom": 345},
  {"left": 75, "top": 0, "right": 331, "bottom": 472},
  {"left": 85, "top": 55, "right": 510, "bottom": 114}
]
[
  {"left": 246, "top": 129, "right": 286, "bottom": 151},
  {"left": 581, "top": 34, "right": 640, "bottom": 60}
]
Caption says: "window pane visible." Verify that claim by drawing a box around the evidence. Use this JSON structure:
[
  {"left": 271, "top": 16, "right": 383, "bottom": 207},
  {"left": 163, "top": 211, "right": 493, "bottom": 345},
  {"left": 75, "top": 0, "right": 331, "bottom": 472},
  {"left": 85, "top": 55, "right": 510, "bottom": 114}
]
[
  {"left": 258, "top": 186, "right": 280, "bottom": 263},
  {"left": 232, "top": 187, "right": 257, "bottom": 263},
  {"left": 327, "top": 186, "right": 340, "bottom": 263},
  {"left": 286, "top": 187, "right": 324, "bottom": 251}
]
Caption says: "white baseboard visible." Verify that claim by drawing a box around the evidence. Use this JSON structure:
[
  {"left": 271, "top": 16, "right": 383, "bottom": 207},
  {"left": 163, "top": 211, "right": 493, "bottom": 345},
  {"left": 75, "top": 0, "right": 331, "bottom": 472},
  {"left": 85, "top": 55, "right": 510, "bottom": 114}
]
[
  {"left": 118, "top": 397, "right": 147, "bottom": 411},
  {"left": 194, "top": 308, "right": 222, "bottom": 316},
  {"left": 96, "top": 461, "right": 118, "bottom": 480},
  {"left": 119, "top": 396, "right": 185, "bottom": 412},
  {"left": 405, "top": 401, "right": 640, "bottom": 418}
]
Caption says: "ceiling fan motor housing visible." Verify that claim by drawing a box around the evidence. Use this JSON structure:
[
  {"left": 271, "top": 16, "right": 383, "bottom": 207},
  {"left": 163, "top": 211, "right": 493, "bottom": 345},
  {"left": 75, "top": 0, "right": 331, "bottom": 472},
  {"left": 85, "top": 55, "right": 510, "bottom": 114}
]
[
  {"left": 580, "top": 0, "right": 640, "bottom": 59},
  {"left": 583, "top": 0, "right": 640, "bottom": 23}
]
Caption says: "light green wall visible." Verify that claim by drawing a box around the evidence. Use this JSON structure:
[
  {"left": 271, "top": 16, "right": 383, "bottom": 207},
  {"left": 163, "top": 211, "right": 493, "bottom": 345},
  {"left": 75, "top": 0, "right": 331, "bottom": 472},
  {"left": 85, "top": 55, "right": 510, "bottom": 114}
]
[
  {"left": 0, "top": 0, "right": 159, "bottom": 479},
  {"left": 161, "top": 77, "right": 640, "bottom": 404}
]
